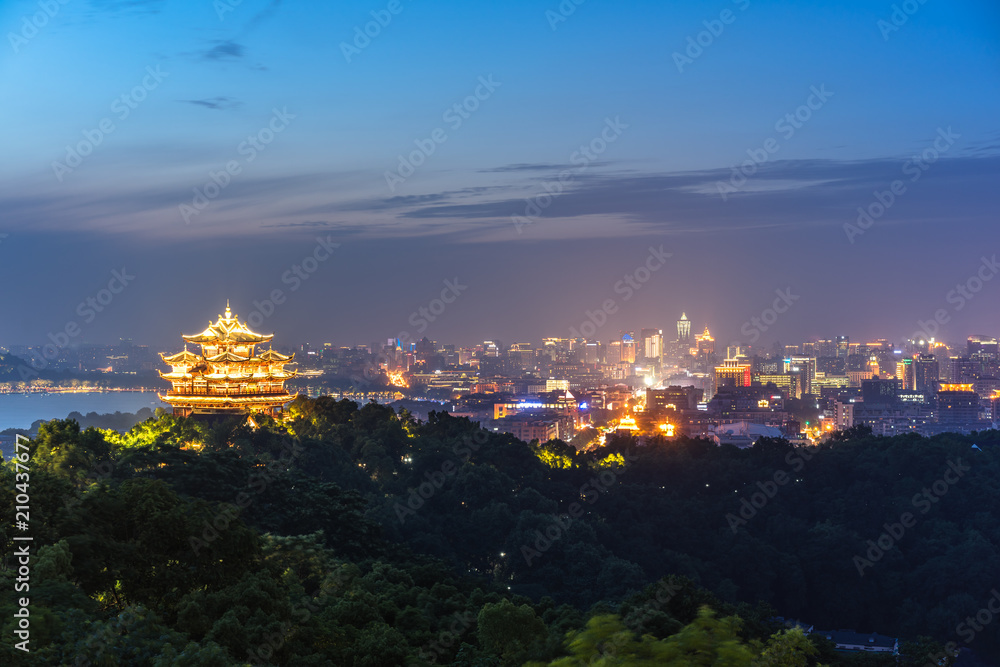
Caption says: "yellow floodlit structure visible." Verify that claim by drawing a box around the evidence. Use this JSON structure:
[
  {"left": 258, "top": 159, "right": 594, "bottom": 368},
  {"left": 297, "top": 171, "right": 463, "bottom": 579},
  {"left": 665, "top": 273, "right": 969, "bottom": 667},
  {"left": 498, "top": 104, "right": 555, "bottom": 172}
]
[
  {"left": 159, "top": 302, "right": 297, "bottom": 418},
  {"left": 387, "top": 370, "right": 409, "bottom": 388},
  {"left": 616, "top": 415, "right": 640, "bottom": 432}
]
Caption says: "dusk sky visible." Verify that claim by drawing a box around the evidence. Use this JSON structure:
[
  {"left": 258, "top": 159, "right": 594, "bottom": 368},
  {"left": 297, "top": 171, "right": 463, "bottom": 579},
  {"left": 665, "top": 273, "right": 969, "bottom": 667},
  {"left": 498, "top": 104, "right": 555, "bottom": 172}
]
[{"left": 2, "top": 0, "right": 999, "bottom": 350}]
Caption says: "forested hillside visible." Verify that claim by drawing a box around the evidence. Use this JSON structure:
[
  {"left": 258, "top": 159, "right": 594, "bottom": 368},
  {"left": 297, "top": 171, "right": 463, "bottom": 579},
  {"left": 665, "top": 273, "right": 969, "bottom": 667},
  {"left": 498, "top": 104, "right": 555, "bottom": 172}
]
[{"left": 2, "top": 396, "right": 995, "bottom": 665}]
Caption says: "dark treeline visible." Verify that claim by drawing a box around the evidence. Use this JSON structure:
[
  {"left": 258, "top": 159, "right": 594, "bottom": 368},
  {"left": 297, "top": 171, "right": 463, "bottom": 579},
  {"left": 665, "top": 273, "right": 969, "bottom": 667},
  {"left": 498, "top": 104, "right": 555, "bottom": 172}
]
[{"left": 1, "top": 395, "right": 995, "bottom": 665}]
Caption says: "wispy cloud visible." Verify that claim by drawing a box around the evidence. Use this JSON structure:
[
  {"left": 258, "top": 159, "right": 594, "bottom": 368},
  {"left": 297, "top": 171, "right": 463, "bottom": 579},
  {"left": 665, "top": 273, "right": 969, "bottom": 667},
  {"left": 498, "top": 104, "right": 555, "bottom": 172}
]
[
  {"left": 201, "top": 40, "right": 244, "bottom": 61},
  {"left": 259, "top": 220, "right": 334, "bottom": 229},
  {"left": 3, "top": 154, "right": 997, "bottom": 242},
  {"left": 181, "top": 97, "right": 243, "bottom": 110},
  {"left": 478, "top": 163, "right": 580, "bottom": 173},
  {"left": 242, "top": 0, "right": 284, "bottom": 34}
]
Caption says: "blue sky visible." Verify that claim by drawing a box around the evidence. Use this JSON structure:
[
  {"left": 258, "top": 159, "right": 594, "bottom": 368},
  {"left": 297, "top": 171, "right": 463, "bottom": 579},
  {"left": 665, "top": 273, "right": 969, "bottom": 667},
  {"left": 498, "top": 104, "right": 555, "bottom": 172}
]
[{"left": 1, "top": 0, "right": 999, "bottom": 348}]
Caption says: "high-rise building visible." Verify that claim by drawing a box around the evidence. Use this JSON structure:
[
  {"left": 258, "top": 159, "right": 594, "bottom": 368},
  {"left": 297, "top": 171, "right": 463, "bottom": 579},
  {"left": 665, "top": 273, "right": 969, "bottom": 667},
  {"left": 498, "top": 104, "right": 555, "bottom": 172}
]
[
  {"left": 584, "top": 341, "right": 603, "bottom": 364},
  {"left": 677, "top": 313, "right": 691, "bottom": 345},
  {"left": 862, "top": 378, "right": 900, "bottom": 407},
  {"left": 787, "top": 356, "right": 816, "bottom": 396},
  {"left": 914, "top": 354, "right": 940, "bottom": 393},
  {"left": 621, "top": 334, "right": 637, "bottom": 363},
  {"left": 606, "top": 340, "right": 623, "bottom": 365},
  {"left": 641, "top": 328, "right": 663, "bottom": 362},
  {"left": 714, "top": 357, "right": 752, "bottom": 393},
  {"left": 646, "top": 386, "right": 703, "bottom": 413},
  {"left": 695, "top": 327, "right": 715, "bottom": 356},
  {"left": 509, "top": 343, "right": 534, "bottom": 372},
  {"left": 755, "top": 373, "right": 800, "bottom": 398},
  {"left": 896, "top": 357, "right": 915, "bottom": 391},
  {"left": 936, "top": 384, "right": 980, "bottom": 426},
  {"left": 836, "top": 335, "right": 850, "bottom": 360},
  {"left": 815, "top": 339, "right": 837, "bottom": 358},
  {"left": 968, "top": 335, "right": 999, "bottom": 359}
]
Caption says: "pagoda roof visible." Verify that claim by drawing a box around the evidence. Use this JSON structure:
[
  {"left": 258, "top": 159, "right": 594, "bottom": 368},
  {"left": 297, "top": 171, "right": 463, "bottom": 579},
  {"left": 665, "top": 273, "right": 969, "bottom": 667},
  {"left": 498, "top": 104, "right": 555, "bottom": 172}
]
[
  {"left": 161, "top": 348, "right": 201, "bottom": 364},
  {"left": 183, "top": 303, "right": 274, "bottom": 344},
  {"left": 159, "top": 371, "right": 194, "bottom": 380},
  {"left": 259, "top": 349, "right": 294, "bottom": 362},
  {"left": 205, "top": 350, "right": 252, "bottom": 363},
  {"left": 203, "top": 372, "right": 255, "bottom": 380}
]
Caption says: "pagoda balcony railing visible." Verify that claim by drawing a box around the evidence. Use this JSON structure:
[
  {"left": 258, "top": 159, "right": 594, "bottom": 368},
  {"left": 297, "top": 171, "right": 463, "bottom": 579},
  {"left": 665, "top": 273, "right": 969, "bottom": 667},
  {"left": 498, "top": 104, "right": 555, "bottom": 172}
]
[{"left": 166, "top": 387, "right": 292, "bottom": 397}]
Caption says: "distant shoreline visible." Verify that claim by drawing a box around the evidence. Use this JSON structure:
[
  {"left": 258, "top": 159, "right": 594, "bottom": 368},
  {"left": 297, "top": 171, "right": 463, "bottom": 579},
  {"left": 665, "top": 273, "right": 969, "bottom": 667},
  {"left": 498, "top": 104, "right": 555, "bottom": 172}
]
[{"left": 0, "top": 386, "right": 161, "bottom": 395}]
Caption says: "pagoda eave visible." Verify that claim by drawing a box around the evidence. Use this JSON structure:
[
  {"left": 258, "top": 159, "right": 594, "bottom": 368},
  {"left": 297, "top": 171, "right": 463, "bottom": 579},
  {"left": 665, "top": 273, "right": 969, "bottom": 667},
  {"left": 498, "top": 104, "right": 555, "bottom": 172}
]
[{"left": 159, "top": 394, "right": 295, "bottom": 406}]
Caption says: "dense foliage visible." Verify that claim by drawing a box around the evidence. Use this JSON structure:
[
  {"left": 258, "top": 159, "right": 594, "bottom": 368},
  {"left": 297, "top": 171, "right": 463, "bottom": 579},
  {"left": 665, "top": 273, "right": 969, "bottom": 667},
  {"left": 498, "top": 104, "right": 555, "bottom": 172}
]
[{"left": 1, "top": 396, "right": 994, "bottom": 665}]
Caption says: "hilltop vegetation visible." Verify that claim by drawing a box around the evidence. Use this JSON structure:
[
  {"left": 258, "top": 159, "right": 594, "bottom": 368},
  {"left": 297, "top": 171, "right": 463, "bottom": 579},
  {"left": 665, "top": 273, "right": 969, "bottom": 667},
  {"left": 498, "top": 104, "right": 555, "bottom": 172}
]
[{"left": 2, "top": 396, "right": 996, "bottom": 665}]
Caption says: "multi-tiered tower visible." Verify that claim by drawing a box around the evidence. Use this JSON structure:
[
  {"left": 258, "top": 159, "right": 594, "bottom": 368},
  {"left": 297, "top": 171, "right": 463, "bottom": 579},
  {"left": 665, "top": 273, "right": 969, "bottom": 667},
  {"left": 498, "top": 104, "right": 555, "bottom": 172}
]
[{"left": 159, "top": 302, "right": 296, "bottom": 418}]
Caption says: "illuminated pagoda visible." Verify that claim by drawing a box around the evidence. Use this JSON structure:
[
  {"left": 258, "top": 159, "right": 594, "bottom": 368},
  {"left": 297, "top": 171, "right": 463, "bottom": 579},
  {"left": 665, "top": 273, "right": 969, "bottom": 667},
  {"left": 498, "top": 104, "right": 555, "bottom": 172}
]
[{"left": 159, "top": 302, "right": 297, "bottom": 418}]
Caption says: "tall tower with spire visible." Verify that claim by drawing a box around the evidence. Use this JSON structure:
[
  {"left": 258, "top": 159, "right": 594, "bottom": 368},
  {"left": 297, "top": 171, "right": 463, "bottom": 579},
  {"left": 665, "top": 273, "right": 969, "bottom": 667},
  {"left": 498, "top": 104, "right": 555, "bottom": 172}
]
[
  {"left": 677, "top": 312, "right": 691, "bottom": 345},
  {"left": 159, "top": 302, "right": 297, "bottom": 418}
]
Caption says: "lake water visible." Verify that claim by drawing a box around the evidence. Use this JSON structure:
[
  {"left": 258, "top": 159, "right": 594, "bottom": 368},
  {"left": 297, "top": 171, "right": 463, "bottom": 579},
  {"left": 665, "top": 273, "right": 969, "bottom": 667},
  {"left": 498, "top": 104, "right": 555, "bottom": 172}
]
[{"left": 0, "top": 391, "right": 167, "bottom": 431}]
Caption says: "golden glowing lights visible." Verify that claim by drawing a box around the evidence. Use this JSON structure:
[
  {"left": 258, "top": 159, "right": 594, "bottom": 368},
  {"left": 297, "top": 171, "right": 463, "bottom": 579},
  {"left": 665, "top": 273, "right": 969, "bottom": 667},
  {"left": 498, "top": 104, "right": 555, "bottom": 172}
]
[
  {"left": 159, "top": 303, "right": 296, "bottom": 417},
  {"left": 616, "top": 415, "right": 639, "bottom": 431},
  {"left": 387, "top": 370, "right": 409, "bottom": 388},
  {"left": 658, "top": 423, "right": 675, "bottom": 437}
]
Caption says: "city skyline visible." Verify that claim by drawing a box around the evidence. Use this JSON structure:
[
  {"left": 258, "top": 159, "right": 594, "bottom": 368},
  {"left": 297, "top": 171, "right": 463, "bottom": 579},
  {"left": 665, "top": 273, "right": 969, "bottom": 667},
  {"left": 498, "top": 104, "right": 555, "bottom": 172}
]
[{"left": 3, "top": 294, "right": 997, "bottom": 353}]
